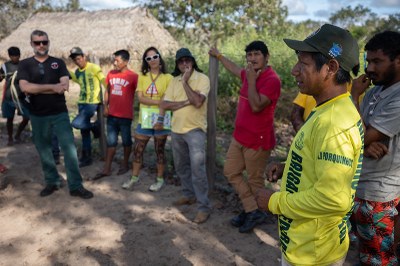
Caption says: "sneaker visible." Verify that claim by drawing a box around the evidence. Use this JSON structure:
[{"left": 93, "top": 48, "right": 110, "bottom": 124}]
[
  {"left": 239, "top": 210, "right": 266, "bottom": 233},
  {"left": 173, "top": 197, "right": 197, "bottom": 206},
  {"left": 121, "top": 176, "right": 140, "bottom": 190},
  {"left": 70, "top": 187, "right": 94, "bottom": 199},
  {"left": 230, "top": 211, "right": 247, "bottom": 227},
  {"left": 193, "top": 211, "right": 210, "bottom": 224},
  {"left": 149, "top": 177, "right": 164, "bottom": 192},
  {"left": 40, "top": 184, "right": 59, "bottom": 197}
]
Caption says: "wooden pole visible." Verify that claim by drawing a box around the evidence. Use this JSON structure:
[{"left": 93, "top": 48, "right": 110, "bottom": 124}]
[
  {"left": 92, "top": 55, "right": 107, "bottom": 159},
  {"left": 207, "top": 55, "right": 219, "bottom": 191}
]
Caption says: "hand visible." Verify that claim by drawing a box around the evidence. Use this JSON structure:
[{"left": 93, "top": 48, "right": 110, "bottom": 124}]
[
  {"left": 53, "top": 83, "right": 67, "bottom": 94},
  {"left": 364, "top": 141, "right": 388, "bottom": 159},
  {"left": 255, "top": 188, "right": 274, "bottom": 212},
  {"left": 153, "top": 122, "right": 164, "bottom": 131},
  {"left": 246, "top": 62, "right": 261, "bottom": 84},
  {"left": 266, "top": 162, "right": 285, "bottom": 182},
  {"left": 103, "top": 106, "right": 109, "bottom": 117},
  {"left": 351, "top": 74, "right": 371, "bottom": 98},
  {"left": 182, "top": 65, "right": 192, "bottom": 84},
  {"left": 208, "top": 47, "right": 220, "bottom": 58}
]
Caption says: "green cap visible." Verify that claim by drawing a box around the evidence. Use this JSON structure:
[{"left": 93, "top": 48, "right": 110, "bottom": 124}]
[{"left": 284, "top": 24, "right": 359, "bottom": 72}]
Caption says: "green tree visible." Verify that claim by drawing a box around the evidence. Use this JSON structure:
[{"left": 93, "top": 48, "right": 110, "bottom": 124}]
[
  {"left": 329, "top": 5, "right": 375, "bottom": 28},
  {"left": 141, "top": 0, "right": 288, "bottom": 45}
]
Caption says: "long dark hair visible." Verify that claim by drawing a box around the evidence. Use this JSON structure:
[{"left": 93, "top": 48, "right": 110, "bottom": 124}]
[
  {"left": 141, "top": 47, "right": 167, "bottom": 75},
  {"left": 171, "top": 57, "right": 203, "bottom": 77}
]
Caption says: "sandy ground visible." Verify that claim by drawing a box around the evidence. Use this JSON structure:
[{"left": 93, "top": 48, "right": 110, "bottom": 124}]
[{"left": 0, "top": 85, "right": 358, "bottom": 265}]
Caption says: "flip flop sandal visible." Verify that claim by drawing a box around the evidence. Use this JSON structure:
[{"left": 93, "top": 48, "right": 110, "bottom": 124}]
[
  {"left": 117, "top": 167, "right": 129, "bottom": 175},
  {"left": 90, "top": 172, "right": 110, "bottom": 181}
]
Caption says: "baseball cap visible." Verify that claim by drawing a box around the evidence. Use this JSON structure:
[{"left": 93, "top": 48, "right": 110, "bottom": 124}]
[
  {"left": 69, "top": 47, "right": 84, "bottom": 58},
  {"left": 175, "top": 48, "right": 195, "bottom": 61},
  {"left": 284, "top": 24, "right": 359, "bottom": 72}
]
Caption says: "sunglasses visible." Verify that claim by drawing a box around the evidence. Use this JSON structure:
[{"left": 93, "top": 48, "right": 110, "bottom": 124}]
[
  {"left": 38, "top": 63, "right": 44, "bottom": 75},
  {"left": 145, "top": 54, "right": 160, "bottom": 62},
  {"left": 33, "top": 40, "right": 49, "bottom": 46}
]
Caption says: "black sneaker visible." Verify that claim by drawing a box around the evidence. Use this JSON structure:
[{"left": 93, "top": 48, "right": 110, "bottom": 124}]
[
  {"left": 40, "top": 184, "right": 59, "bottom": 197},
  {"left": 70, "top": 187, "right": 94, "bottom": 199},
  {"left": 79, "top": 158, "right": 93, "bottom": 168},
  {"left": 239, "top": 210, "right": 266, "bottom": 233},
  {"left": 230, "top": 211, "right": 247, "bottom": 227}
]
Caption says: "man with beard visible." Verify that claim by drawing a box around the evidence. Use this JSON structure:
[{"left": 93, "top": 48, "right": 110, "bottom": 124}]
[
  {"left": 17, "top": 30, "right": 93, "bottom": 199},
  {"left": 351, "top": 30, "right": 400, "bottom": 265}
]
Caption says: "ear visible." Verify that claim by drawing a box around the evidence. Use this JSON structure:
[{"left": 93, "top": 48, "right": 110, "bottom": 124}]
[{"left": 327, "top": 59, "right": 340, "bottom": 75}]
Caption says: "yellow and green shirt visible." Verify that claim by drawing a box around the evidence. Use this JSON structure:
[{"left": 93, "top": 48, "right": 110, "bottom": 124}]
[
  {"left": 137, "top": 72, "right": 172, "bottom": 124},
  {"left": 70, "top": 62, "right": 105, "bottom": 104},
  {"left": 269, "top": 92, "right": 364, "bottom": 265}
]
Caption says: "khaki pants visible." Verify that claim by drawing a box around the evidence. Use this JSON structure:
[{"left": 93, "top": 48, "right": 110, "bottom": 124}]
[{"left": 223, "top": 138, "right": 270, "bottom": 212}]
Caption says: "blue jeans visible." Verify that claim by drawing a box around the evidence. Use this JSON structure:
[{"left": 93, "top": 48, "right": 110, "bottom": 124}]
[
  {"left": 171, "top": 129, "right": 211, "bottom": 212},
  {"left": 71, "top": 104, "right": 99, "bottom": 151},
  {"left": 106, "top": 115, "right": 132, "bottom": 147},
  {"left": 30, "top": 112, "right": 83, "bottom": 191}
]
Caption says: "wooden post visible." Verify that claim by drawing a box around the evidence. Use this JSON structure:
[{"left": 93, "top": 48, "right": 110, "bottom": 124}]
[
  {"left": 207, "top": 55, "right": 219, "bottom": 191},
  {"left": 92, "top": 55, "right": 107, "bottom": 159}
]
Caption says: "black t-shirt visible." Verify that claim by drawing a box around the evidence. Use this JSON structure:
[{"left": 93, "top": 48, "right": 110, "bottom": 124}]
[{"left": 17, "top": 56, "right": 69, "bottom": 116}]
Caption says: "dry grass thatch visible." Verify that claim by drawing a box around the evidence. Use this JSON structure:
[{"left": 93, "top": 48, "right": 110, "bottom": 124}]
[{"left": 0, "top": 7, "right": 179, "bottom": 65}]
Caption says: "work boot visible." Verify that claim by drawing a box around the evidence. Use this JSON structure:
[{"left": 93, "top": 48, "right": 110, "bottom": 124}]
[
  {"left": 231, "top": 211, "right": 247, "bottom": 227},
  {"left": 79, "top": 150, "right": 92, "bottom": 168},
  {"left": 238, "top": 210, "right": 266, "bottom": 233}
]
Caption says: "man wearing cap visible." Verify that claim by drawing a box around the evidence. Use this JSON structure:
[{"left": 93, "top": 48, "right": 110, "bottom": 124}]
[
  {"left": 1, "top": 46, "right": 30, "bottom": 146},
  {"left": 209, "top": 41, "right": 281, "bottom": 233},
  {"left": 160, "top": 48, "right": 211, "bottom": 224},
  {"left": 255, "top": 24, "right": 363, "bottom": 265},
  {"left": 69, "top": 47, "right": 106, "bottom": 167},
  {"left": 17, "top": 29, "right": 93, "bottom": 199},
  {"left": 350, "top": 30, "right": 400, "bottom": 266}
]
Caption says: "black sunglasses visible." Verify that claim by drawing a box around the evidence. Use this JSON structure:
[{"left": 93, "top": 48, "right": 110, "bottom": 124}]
[
  {"left": 33, "top": 40, "right": 49, "bottom": 46},
  {"left": 145, "top": 54, "right": 160, "bottom": 62},
  {"left": 38, "top": 63, "right": 44, "bottom": 75}
]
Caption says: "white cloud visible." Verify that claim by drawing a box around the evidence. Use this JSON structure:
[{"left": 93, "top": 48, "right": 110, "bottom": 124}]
[
  {"left": 283, "top": 0, "right": 308, "bottom": 15},
  {"left": 80, "top": 0, "right": 135, "bottom": 11}
]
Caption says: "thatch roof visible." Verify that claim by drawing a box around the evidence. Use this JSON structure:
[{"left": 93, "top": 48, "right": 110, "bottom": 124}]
[{"left": 0, "top": 7, "right": 179, "bottom": 64}]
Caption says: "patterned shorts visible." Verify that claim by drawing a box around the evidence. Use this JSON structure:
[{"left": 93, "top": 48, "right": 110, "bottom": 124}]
[{"left": 352, "top": 197, "right": 399, "bottom": 266}]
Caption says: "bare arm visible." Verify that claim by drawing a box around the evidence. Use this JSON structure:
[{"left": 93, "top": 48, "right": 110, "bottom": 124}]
[
  {"left": 209, "top": 47, "right": 241, "bottom": 78},
  {"left": 246, "top": 63, "right": 271, "bottom": 112},
  {"left": 160, "top": 99, "right": 190, "bottom": 111},
  {"left": 137, "top": 91, "right": 161, "bottom": 106},
  {"left": 19, "top": 75, "right": 69, "bottom": 95},
  {"left": 291, "top": 104, "right": 305, "bottom": 132}
]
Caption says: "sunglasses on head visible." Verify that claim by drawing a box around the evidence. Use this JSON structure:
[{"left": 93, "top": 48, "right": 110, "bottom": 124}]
[
  {"left": 145, "top": 54, "right": 160, "bottom": 62},
  {"left": 33, "top": 40, "right": 49, "bottom": 46}
]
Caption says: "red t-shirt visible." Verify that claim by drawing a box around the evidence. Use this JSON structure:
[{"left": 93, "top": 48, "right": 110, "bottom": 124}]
[
  {"left": 106, "top": 69, "right": 138, "bottom": 119},
  {"left": 233, "top": 67, "right": 281, "bottom": 150}
]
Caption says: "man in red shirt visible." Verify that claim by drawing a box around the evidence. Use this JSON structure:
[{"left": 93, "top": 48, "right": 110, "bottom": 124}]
[
  {"left": 93, "top": 50, "right": 138, "bottom": 180},
  {"left": 209, "top": 41, "right": 281, "bottom": 233}
]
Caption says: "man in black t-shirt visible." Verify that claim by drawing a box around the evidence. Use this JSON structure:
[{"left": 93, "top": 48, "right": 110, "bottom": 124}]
[{"left": 17, "top": 30, "right": 93, "bottom": 199}]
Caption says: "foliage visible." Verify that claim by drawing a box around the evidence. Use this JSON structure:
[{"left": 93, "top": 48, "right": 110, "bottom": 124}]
[
  {"left": 141, "top": 0, "right": 288, "bottom": 46},
  {"left": 0, "top": 0, "right": 81, "bottom": 40}
]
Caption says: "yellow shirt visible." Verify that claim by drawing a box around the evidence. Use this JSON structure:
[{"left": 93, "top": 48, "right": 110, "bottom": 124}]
[
  {"left": 269, "top": 92, "right": 364, "bottom": 265},
  {"left": 163, "top": 70, "right": 210, "bottom": 134},
  {"left": 137, "top": 72, "right": 172, "bottom": 124},
  {"left": 70, "top": 62, "right": 106, "bottom": 104}
]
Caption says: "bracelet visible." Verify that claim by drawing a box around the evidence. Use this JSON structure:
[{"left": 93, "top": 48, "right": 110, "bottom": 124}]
[
  {"left": 157, "top": 115, "right": 164, "bottom": 123},
  {"left": 216, "top": 54, "right": 223, "bottom": 60}
]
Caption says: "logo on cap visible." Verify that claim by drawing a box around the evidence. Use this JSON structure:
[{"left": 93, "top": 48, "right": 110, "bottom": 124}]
[{"left": 328, "top": 43, "right": 342, "bottom": 59}]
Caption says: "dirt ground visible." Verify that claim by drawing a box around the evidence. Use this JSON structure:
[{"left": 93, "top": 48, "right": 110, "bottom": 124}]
[{"left": 0, "top": 85, "right": 359, "bottom": 265}]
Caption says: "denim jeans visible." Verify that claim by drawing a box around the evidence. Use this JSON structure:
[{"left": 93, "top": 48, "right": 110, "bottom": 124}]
[
  {"left": 106, "top": 115, "right": 133, "bottom": 147},
  {"left": 171, "top": 129, "right": 211, "bottom": 212},
  {"left": 71, "top": 104, "right": 99, "bottom": 151},
  {"left": 30, "top": 112, "right": 83, "bottom": 191}
]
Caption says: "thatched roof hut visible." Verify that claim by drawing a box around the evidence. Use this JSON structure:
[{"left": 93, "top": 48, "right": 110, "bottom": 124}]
[{"left": 0, "top": 7, "right": 179, "bottom": 67}]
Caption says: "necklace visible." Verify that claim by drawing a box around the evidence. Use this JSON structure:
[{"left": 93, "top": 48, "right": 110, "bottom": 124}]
[{"left": 149, "top": 71, "right": 160, "bottom": 98}]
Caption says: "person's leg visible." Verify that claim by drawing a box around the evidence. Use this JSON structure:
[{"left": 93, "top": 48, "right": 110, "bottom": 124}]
[
  {"left": 243, "top": 147, "right": 271, "bottom": 211},
  {"left": 184, "top": 129, "right": 211, "bottom": 213},
  {"left": 30, "top": 114, "right": 62, "bottom": 192},
  {"left": 95, "top": 116, "right": 118, "bottom": 178},
  {"left": 119, "top": 118, "right": 132, "bottom": 174},
  {"left": 353, "top": 197, "right": 399, "bottom": 265},
  {"left": 132, "top": 134, "right": 150, "bottom": 176},
  {"left": 148, "top": 135, "right": 168, "bottom": 191},
  {"left": 52, "top": 112, "right": 83, "bottom": 191},
  {"left": 2, "top": 101, "right": 16, "bottom": 146},
  {"left": 51, "top": 130, "right": 60, "bottom": 164},
  {"left": 14, "top": 117, "right": 29, "bottom": 142},
  {"left": 171, "top": 132, "right": 195, "bottom": 200}
]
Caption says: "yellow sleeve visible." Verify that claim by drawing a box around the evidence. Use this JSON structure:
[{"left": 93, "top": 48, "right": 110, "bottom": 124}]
[
  {"left": 292, "top": 92, "right": 308, "bottom": 108},
  {"left": 69, "top": 70, "right": 77, "bottom": 83}
]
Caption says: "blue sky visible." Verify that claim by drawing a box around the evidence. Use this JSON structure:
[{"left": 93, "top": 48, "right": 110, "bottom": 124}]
[{"left": 78, "top": 0, "right": 400, "bottom": 22}]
